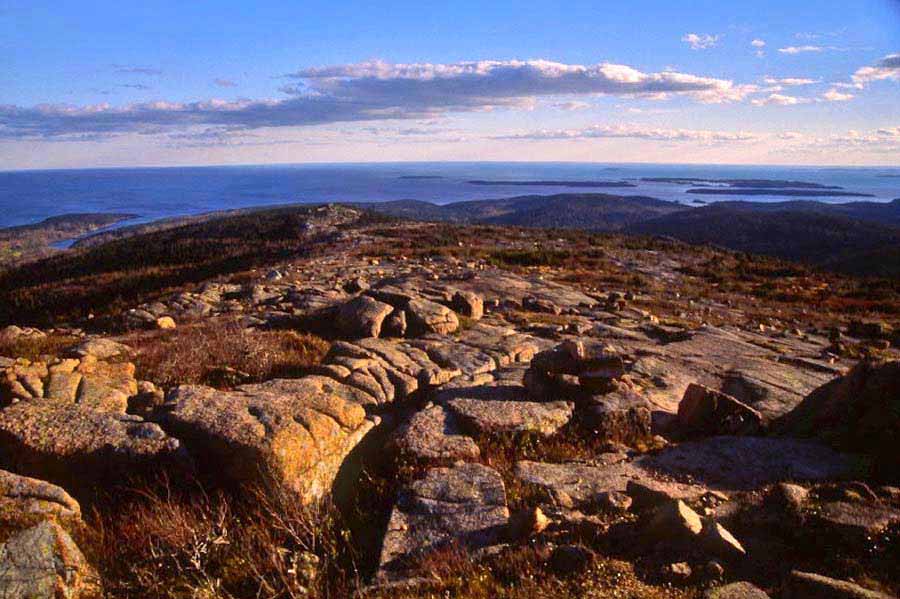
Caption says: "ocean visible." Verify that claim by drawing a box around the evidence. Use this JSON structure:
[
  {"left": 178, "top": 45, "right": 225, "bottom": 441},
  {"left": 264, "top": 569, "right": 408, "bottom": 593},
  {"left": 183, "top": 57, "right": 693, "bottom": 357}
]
[{"left": 1, "top": 162, "right": 898, "bottom": 230}]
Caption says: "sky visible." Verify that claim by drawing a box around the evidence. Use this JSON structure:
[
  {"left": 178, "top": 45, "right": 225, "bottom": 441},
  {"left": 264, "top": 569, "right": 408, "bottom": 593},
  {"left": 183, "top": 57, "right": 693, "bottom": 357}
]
[{"left": 1, "top": 0, "right": 899, "bottom": 169}]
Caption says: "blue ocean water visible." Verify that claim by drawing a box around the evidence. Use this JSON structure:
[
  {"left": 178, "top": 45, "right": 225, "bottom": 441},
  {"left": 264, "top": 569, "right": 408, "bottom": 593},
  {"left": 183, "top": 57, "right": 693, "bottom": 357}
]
[{"left": 1, "top": 162, "right": 899, "bottom": 230}]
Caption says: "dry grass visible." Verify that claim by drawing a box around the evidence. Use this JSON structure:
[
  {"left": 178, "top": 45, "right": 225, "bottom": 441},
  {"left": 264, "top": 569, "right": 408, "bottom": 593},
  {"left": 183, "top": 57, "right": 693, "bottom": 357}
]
[
  {"left": 127, "top": 317, "right": 329, "bottom": 389},
  {"left": 84, "top": 480, "right": 360, "bottom": 598},
  {"left": 0, "top": 332, "right": 81, "bottom": 361}
]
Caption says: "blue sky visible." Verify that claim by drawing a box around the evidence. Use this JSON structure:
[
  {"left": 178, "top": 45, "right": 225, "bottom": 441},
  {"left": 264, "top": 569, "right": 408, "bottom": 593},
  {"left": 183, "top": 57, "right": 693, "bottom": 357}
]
[{"left": 1, "top": 0, "right": 898, "bottom": 168}]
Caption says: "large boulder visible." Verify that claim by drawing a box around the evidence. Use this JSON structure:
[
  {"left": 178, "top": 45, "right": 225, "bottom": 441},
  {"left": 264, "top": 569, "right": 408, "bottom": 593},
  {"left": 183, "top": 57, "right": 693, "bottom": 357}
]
[
  {"left": 390, "top": 404, "right": 480, "bottom": 463},
  {"left": 678, "top": 383, "right": 763, "bottom": 436},
  {"left": 0, "top": 520, "right": 100, "bottom": 598},
  {"left": 776, "top": 360, "right": 900, "bottom": 476},
  {"left": 582, "top": 385, "right": 653, "bottom": 446},
  {"left": 378, "top": 462, "right": 509, "bottom": 579},
  {"left": 336, "top": 296, "right": 395, "bottom": 339},
  {"left": 785, "top": 570, "right": 893, "bottom": 598},
  {"left": 446, "top": 398, "right": 574, "bottom": 436},
  {"left": 451, "top": 290, "right": 484, "bottom": 320},
  {"left": 162, "top": 379, "right": 377, "bottom": 503},
  {"left": 0, "top": 402, "right": 183, "bottom": 500},
  {"left": 406, "top": 298, "right": 459, "bottom": 336}
]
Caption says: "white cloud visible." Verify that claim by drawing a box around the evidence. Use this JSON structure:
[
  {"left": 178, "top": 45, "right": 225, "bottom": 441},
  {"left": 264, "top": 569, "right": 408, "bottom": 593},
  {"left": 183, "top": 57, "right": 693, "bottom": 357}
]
[
  {"left": 822, "top": 88, "right": 854, "bottom": 102},
  {"left": 851, "top": 53, "right": 900, "bottom": 85},
  {"left": 682, "top": 33, "right": 720, "bottom": 50},
  {"left": 751, "top": 39, "right": 766, "bottom": 48},
  {"left": 751, "top": 93, "right": 810, "bottom": 106},
  {"left": 763, "top": 77, "right": 818, "bottom": 86},
  {"left": 778, "top": 45, "right": 824, "bottom": 54},
  {"left": 213, "top": 78, "right": 237, "bottom": 88},
  {"left": 553, "top": 100, "right": 591, "bottom": 111},
  {"left": 496, "top": 124, "right": 759, "bottom": 143},
  {"left": 0, "top": 58, "right": 756, "bottom": 141}
]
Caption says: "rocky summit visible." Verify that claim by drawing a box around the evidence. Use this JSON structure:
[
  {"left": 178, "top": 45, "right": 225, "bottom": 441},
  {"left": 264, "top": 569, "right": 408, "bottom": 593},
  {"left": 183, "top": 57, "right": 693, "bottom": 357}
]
[{"left": 0, "top": 204, "right": 897, "bottom": 598}]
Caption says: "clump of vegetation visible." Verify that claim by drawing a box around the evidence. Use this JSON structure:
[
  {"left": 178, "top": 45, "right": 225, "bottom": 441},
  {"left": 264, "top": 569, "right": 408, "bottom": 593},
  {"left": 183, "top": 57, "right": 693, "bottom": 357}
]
[{"left": 127, "top": 318, "right": 329, "bottom": 389}]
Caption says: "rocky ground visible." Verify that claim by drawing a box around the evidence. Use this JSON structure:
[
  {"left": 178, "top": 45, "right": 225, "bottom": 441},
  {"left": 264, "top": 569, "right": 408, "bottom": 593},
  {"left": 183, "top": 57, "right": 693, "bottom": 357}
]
[{"left": 0, "top": 205, "right": 898, "bottom": 598}]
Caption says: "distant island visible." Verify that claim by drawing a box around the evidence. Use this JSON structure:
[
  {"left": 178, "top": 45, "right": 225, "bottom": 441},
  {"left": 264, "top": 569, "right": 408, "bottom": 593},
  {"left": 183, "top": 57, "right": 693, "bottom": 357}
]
[
  {"left": 398, "top": 175, "right": 445, "bottom": 180},
  {"left": 686, "top": 188, "right": 875, "bottom": 198},
  {"left": 642, "top": 177, "right": 844, "bottom": 190},
  {"left": 468, "top": 180, "right": 637, "bottom": 188}
]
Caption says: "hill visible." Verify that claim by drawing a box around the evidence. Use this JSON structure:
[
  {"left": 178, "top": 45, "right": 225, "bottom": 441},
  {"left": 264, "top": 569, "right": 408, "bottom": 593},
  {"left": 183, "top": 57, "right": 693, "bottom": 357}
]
[
  {"left": 629, "top": 202, "right": 900, "bottom": 277},
  {"left": 364, "top": 193, "right": 686, "bottom": 230}
]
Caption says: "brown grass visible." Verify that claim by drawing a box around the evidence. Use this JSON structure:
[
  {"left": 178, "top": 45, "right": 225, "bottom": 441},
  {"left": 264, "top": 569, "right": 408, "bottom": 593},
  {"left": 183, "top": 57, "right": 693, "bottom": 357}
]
[
  {"left": 84, "top": 481, "right": 360, "bottom": 598},
  {"left": 0, "top": 332, "right": 81, "bottom": 361},
  {"left": 127, "top": 318, "right": 329, "bottom": 389}
]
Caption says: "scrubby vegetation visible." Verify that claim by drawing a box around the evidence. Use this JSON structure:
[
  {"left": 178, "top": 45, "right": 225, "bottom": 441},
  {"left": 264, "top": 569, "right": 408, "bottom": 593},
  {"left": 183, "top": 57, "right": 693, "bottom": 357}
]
[{"left": 126, "top": 318, "right": 330, "bottom": 389}]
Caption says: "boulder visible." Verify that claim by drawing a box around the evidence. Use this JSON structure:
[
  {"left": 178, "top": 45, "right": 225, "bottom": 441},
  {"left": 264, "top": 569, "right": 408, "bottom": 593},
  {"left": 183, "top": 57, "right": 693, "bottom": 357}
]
[
  {"left": 704, "top": 582, "right": 770, "bottom": 599},
  {"left": 643, "top": 499, "right": 703, "bottom": 541},
  {"left": 0, "top": 520, "right": 100, "bottom": 598},
  {"left": 378, "top": 462, "right": 509, "bottom": 579},
  {"left": 812, "top": 501, "right": 900, "bottom": 544},
  {"left": 0, "top": 402, "right": 183, "bottom": 500},
  {"left": 785, "top": 570, "right": 893, "bottom": 598},
  {"left": 336, "top": 296, "right": 395, "bottom": 339},
  {"left": 0, "top": 470, "right": 81, "bottom": 530},
  {"left": 678, "top": 383, "right": 763, "bottom": 436},
  {"left": 406, "top": 298, "right": 459, "bottom": 336},
  {"left": 451, "top": 290, "right": 484, "bottom": 320},
  {"left": 162, "top": 381, "right": 376, "bottom": 503},
  {"left": 583, "top": 386, "right": 652, "bottom": 446},
  {"left": 391, "top": 404, "right": 480, "bottom": 463},
  {"left": 446, "top": 398, "right": 574, "bottom": 436},
  {"left": 66, "top": 338, "right": 132, "bottom": 360},
  {"left": 776, "top": 360, "right": 900, "bottom": 477},
  {"left": 700, "top": 519, "right": 746, "bottom": 560}
]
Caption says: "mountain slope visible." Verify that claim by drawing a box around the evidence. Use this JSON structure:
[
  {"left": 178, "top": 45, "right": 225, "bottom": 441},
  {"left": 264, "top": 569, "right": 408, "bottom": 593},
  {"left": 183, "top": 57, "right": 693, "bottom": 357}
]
[{"left": 628, "top": 204, "right": 900, "bottom": 277}]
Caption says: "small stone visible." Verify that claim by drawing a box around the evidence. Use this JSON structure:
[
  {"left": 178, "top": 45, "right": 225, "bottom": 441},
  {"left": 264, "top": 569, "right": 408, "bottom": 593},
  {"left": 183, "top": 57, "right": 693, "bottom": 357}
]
[
  {"left": 643, "top": 499, "right": 703, "bottom": 542},
  {"left": 768, "top": 483, "right": 810, "bottom": 514},
  {"left": 597, "top": 490, "right": 632, "bottom": 513},
  {"left": 155, "top": 316, "right": 176, "bottom": 329},
  {"left": 508, "top": 507, "right": 551, "bottom": 539},
  {"left": 662, "top": 561, "right": 692, "bottom": 583},
  {"left": 700, "top": 520, "right": 746, "bottom": 560},
  {"left": 705, "top": 560, "right": 725, "bottom": 581}
]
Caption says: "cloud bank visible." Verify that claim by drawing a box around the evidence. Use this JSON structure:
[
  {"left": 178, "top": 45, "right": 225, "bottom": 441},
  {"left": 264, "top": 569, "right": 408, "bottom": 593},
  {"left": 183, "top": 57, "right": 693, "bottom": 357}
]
[{"left": 0, "top": 59, "right": 752, "bottom": 141}]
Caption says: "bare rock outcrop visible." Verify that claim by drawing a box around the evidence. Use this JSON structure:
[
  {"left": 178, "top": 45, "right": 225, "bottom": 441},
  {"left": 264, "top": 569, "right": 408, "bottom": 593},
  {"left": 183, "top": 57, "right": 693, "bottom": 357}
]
[
  {"left": 0, "top": 402, "right": 183, "bottom": 500},
  {"left": 161, "top": 380, "right": 377, "bottom": 503},
  {"left": 776, "top": 360, "right": 900, "bottom": 476}
]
